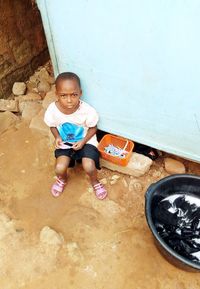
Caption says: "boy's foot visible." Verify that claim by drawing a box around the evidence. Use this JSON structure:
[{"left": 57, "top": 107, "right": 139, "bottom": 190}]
[
  {"left": 51, "top": 177, "right": 66, "bottom": 197},
  {"left": 93, "top": 182, "right": 107, "bottom": 200}
]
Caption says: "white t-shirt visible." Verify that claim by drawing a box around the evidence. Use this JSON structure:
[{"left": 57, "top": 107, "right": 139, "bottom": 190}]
[{"left": 44, "top": 100, "right": 99, "bottom": 148}]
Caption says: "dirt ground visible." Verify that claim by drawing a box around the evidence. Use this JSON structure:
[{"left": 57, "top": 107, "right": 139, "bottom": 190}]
[{"left": 0, "top": 121, "right": 200, "bottom": 289}]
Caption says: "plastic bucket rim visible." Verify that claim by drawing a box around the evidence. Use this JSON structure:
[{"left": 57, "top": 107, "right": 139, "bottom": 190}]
[{"left": 145, "top": 173, "right": 200, "bottom": 270}]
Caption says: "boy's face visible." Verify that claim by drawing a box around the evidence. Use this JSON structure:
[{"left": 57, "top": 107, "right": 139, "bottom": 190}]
[{"left": 56, "top": 79, "right": 82, "bottom": 110}]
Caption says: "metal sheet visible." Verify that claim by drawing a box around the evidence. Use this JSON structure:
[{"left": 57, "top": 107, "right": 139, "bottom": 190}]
[{"left": 37, "top": 0, "right": 200, "bottom": 162}]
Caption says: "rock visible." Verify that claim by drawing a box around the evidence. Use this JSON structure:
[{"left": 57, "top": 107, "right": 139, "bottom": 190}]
[
  {"left": 51, "top": 84, "right": 56, "bottom": 92},
  {"left": 47, "top": 76, "right": 55, "bottom": 84},
  {"left": 22, "top": 102, "right": 42, "bottom": 121},
  {"left": 16, "top": 93, "right": 42, "bottom": 113},
  {"left": 99, "top": 178, "right": 107, "bottom": 185},
  {"left": 40, "top": 226, "right": 64, "bottom": 246},
  {"left": 37, "top": 80, "right": 51, "bottom": 94},
  {"left": 110, "top": 179, "right": 117, "bottom": 185},
  {"left": 164, "top": 158, "right": 186, "bottom": 174},
  {"left": 38, "top": 68, "right": 49, "bottom": 81},
  {"left": 42, "top": 89, "right": 57, "bottom": 109},
  {"left": 88, "top": 187, "right": 93, "bottom": 193},
  {"left": 65, "top": 242, "right": 83, "bottom": 263},
  {"left": 45, "top": 61, "right": 54, "bottom": 76},
  {"left": 29, "top": 109, "right": 49, "bottom": 135},
  {"left": 38, "top": 67, "right": 55, "bottom": 84},
  {"left": 26, "top": 81, "right": 38, "bottom": 93},
  {"left": 12, "top": 82, "right": 26, "bottom": 95},
  {"left": 29, "top": 73, "right": 39, "bottom": 84},
  {"left": 0, "top": 99, "right": 19, "bottom": 112},
  {"left": 122, "top": 178, "right": 128, "bottom": 187},
  {"left": 16, "top": 92, "right": 41, "bottom": 102},
  {"left": 100, "top": 152, "right": 153, "bottom": 177},
  {"left": 151, "top": 169, "right": 162, "bottom": 178},
  {"left": 111, "top": 175, "right": 120, "bottom": 180},
  {"left": 128, "top": 180, "right": 143, "bottom": 192},
  {"left": 0, "top": 111, "right": 19, "bottom": 134}
]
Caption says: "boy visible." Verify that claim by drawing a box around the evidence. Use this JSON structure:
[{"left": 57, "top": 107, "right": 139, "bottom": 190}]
[{"left": 44, "top": 72, "right": 107, "bottom": 200}]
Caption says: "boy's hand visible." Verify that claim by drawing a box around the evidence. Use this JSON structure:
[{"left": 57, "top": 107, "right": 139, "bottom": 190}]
[
  {"left": 55, "top": 137, "right": 63, "bottom": 149},
  {"left": 72, "top": 140, "right": 85, "bottom": 151}
]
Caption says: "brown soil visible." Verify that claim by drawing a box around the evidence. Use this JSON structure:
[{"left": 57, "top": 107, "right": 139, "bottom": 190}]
[{"left": 0, "top": 122, "right": 200, "bottom": 289}]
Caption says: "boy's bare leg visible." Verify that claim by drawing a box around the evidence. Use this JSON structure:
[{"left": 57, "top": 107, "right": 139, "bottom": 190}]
[
  {"left": 82, "top": 157, "right": 98, "bottom": 185},
  {"left": 55, "top": 155, "right": 71, "bottom": 181}
]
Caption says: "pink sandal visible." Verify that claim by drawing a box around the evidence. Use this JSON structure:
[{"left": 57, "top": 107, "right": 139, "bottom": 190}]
[
  {"left": 51, "top": 177, "right": 66, "bottom": 197},
  {"left": 93, "top": 182, "right": 108, "bottom": 200}
]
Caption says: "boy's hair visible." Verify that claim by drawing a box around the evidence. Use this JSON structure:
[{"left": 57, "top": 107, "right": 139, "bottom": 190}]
[{"left": 55, "top": 72, "right": 81, "bottom": 88}]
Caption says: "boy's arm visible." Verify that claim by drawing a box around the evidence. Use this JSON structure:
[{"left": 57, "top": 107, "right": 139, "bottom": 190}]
[
  {"left": 72, "top": 126, "right": 97, "bottom": 151},
  {"left": 50, "top": 127, "right": 60, "bottom": 138},
  {"left": 50, "top": 127, "right": 63, "bottom": 148},
  {"left": 83, "top": 126, "right": 97, "bottom": 143}
]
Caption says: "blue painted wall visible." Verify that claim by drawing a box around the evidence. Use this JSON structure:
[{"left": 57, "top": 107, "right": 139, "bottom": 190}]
[{"left": 37, "top": 0, "right": 200, "bottom": 162}]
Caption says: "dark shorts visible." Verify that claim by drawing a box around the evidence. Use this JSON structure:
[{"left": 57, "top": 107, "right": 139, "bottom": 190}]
[{"left": 55, "top": 144, "right": 101, "bottom": 170}]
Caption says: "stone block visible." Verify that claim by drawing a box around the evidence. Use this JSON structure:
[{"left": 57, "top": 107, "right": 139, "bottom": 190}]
[
  {"left": 38, "top": 67, "right": 49, "bottom": 81},
  {"left": 22, "top": 102, "right": 42, "bottom": 121},
  {"left": 29, "top": 111, "right": 49, "bottom": 135},
  {"left": 0, "top": 99, "right": 19, "bottom": 112},
  {"left": 37, "top": 79, "right": 51, "bottom": 94},
  {"left": 12, "top": 82, "right": 26, "bottom": 95},
  {"left": 16, "top": 92, "right": 41, "bottom": 103},
  {"left": 40, "top": 226, "right": 64, "bottom": 246},
  {"left": 42, "top": 89, "right": 57, "bottom": 109},
  {"left": 0, "top": 111, "right": 19, "bottom": 134},
  {"left": 37, "top": 67, "right": 55, "bottom": 84},
  {"left": 164, "top": 157, "right": 186, "bottom": 174},
  {"left": 26, "top": 81, "right": 38, "bottom": 93},
  {"left": 16, "top": 93, "right": 42, "bottom": 113},
  {"left": 47, "top": 76, "right": 55, "bottom": 84},
  {"left": 100, "top": 152, "right": 153, "bottom": 176}
]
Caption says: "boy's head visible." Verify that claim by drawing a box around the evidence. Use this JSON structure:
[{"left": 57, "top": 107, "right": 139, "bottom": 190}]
[
  {"left": 55, "top": 72, "right": 81, "bottom": 89},
  {"left": 55, "top": 72, "right": 82, "bottom": 110}
]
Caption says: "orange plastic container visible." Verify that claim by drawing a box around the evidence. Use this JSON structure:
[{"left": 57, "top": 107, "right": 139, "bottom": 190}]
[{"left": 98, "top": 134, "right": 134, "bottom": 166}]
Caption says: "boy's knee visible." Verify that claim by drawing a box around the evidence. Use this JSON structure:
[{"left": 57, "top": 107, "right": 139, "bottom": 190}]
[
  {"left": 55, "top": 163, "right": 67, "bottom": 175},
  {"left": 82, "top": 159, "right": 95, "bottom": 175}
]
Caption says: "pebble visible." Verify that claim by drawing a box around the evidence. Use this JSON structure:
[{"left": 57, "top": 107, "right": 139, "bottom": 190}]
[
  {"left": 40, "top": 226, "right": 64, "bottom": 246},
  {"left": 122, "top": 178, "right": 128, "bottom": 187},
  {"left": 129, "top": 180, "right": 143, "bottom": 192},
  {"left": 110, "top": 179, "right": 117, "bottom": 185},
  {"left": 88, "top": 187, "right": 93, "bottom": 193},
  {"left": 12, "top": 82, "right": 26, "bottom": 96},
  {"left": 111, "top": 175, "right": 120, "bottom": 180},
  {"left": 65, "top": 242, "right": 83, "bottom": 263},
  {"left": 100, "top": 178, "right": 107, "bottom": 185}
]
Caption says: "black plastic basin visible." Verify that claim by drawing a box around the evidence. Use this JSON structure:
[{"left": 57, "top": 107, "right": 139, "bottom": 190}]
[{"left": 145, "top": 174, "right": 200, "bottom": 271}]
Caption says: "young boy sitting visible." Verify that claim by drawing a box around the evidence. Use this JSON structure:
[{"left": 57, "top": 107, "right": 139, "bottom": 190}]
[{"left": 44, "top": 72, "right": 107, "bottom": 200}]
